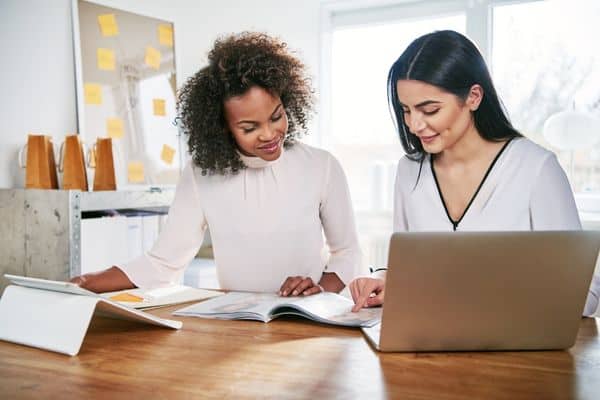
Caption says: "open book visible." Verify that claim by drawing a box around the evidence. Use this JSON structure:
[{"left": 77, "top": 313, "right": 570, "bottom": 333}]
[{"left": 173, "top": 291, "right": 382, "bottom": 327}]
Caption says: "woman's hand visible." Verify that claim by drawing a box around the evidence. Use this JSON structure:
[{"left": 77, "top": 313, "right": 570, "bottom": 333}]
[
  {"left": 70, "top": 266, "right": 135, "bottom": 293},
  {"left": 278, "top": 276, "right": 323, "bottom": 297},
  {"left": 350, "top": 277, "right": 385, "bottom": 312}
]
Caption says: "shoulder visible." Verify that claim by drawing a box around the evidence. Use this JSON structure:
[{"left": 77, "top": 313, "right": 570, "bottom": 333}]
[
  {"left": 396, "top": 154, "right": 424, "bottom": 180},
  {"left": 506, "top": 137, "right": 554, "bottom": 164}
]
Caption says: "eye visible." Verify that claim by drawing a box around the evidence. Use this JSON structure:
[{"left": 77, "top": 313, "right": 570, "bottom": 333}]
[
  {"left": 241, "top": 126, "right": 255, "bottom": 134},
  {"left": 402, "top": 109, "right": 410, "bottom": 115},
  {"left": 423, "top": 109, "right": 439, "bottom": 116},
  {"left": 271, "top": 113, "right": 283, "bottom": 122}
]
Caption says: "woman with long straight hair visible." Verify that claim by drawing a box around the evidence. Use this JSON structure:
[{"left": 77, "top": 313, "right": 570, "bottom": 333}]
[{"left": 349, "top": 30, "right": 598, "bottom": 315}]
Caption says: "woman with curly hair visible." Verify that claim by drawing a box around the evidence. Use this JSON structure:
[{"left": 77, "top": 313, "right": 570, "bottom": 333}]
[{"left": 71, "top": 32, "right": 364, "bottom": 296}]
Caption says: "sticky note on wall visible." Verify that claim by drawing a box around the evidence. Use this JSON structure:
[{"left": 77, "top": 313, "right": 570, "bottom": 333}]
[
  {"left": 97, "top": 48, "right": 115, "bottom": 71},
  {"left": 98, "top": 14, "right": 119, "bottom": 37},
  {"left": 161, "top": 144, "right": 176, "bottom": 165},
  {"left": 128, "top": 161, "right": 145, "bottom": 183},
  {"left": 153, "top": 99, "right": 166, "bottom": 116},
  {"left": 106, "top": 118, "right": 124, "bottom": 139},
  {"left": 84, "top": 83, "right": 102, "bottom": 105},
  {"left": 145, "top": 46, "right": 161, "bottom": 70},
  {"left": 158, "top": 24, "right": 174, "bottom": 47}
]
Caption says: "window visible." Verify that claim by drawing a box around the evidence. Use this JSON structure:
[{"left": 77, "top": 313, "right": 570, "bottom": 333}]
[
  {"left": 492, "top": 0, "right": 600, "bottom": 193},
  {"left": 321, "top": 0, "right": 600, "bottom": 265}
]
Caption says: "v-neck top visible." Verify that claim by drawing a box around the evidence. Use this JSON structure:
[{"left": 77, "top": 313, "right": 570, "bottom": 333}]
[
  {"left": 393, "top": 137, "right": 581, "bottom": 233},
  {"left": 120, "top": 142, "right": 365, "bottom": 292},
  {"left": 430, "top": 139, "right": 512, "bottom": 231},
  {"left": 391, "top": 137, "right": 600, "bottom": 317}
]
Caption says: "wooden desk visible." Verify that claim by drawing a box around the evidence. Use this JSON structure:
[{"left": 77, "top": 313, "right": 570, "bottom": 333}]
[{"left": 1, "top": 308, "right": 599, "bottom": 399}]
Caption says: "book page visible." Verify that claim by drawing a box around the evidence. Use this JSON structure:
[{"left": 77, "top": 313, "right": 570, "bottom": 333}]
[
  {"left": 173, "top": 292, "right": 288, "bottom": 321},
  {"left": 274, "top": 292, "right": 381, "bottom": 327}
]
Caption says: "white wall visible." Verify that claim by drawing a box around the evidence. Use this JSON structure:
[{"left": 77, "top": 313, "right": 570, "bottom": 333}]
[{"left": 0, "top": 0, "right": 321, "bottom": 188}]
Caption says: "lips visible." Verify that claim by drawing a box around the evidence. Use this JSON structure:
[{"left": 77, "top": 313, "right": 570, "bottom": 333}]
[
  {"left": 418, "top": 134, "right": 439, "bottom": 144},
  {"left": 258, "top": 137, "right": 282, "bottom": 153}
]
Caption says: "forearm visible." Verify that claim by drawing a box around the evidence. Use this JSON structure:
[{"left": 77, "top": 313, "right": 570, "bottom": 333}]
[
  {"left": 319, "top": 272, "right": 345, "bottom": 293},
  {"left": 72, "top": 266, "right": 136, "bottom": 293}
]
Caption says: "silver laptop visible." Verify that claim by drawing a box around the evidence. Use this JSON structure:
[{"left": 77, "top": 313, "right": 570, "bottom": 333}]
[{"left": 362, "top": 231, "right": 600, "bottom": 352}]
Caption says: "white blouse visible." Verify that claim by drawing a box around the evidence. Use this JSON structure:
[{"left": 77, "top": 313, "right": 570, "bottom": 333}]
[
  {"left": 120, "top": 143, "right": 365, "bottom": 292},
  {"left": 392, "top": 137, "right": 599, "bottom": 316}
]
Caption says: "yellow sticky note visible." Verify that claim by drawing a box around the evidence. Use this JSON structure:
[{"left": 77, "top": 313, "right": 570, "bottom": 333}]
[
  {"left": 106, "top": 117, "right": 124, "bottom": 139},
  {"left": 97, "top": 48, "right": 115, "bottom": 71},
  {"left": 153, "top": 98, "right": 166, "bottom": 116},
  {"left": 110, "top": 293, "right": 144, "bottom": 302},
  {"left": 98, "top": 14, "right": 118, "bottom": 37},
  {"left": 161, "top": 144, "right": 176, "bottom": 165},
  {"left": 158, "top": 24, "right": 173, "bottom": 47},
  {"left": 128, "top": 161, "right": 145, "bottom": 183},
  {"left": 145, "top": 46, "right": 161, "bottom": 70},
  {"left": 84, "top": 83, "right": 102, "bottom": 105}
]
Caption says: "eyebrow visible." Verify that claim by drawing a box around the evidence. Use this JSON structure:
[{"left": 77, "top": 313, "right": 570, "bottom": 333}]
[
  {"left": 236, "top": 104, "right": 283, "bottom": 125},
  {"left": 400, "top": 100, "right": 442, "bottom": 109}
]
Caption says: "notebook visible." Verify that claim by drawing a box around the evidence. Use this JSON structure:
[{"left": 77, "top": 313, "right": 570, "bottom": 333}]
[{"left": 362, "top": 231, "right": 600, "bottom": 352}]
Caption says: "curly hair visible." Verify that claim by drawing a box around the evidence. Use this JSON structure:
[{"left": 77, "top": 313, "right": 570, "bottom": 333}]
[{"left": 177, "top": 32, "right": 315, "bottom": 175}]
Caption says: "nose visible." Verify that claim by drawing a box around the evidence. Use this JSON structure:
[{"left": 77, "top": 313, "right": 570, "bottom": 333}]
[
  {"left": 407, "top": 111, "right": 426, "bottom": 134},
  {"left": 259, "top": 125, "right": 277, "bottom": 141}
]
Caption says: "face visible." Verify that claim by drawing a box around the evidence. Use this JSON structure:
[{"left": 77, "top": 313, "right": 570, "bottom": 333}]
[
  {"left": 224, "top": 86, "right": 288, "bottom": 161},
  {"left": 396, "top": 80, "right": 482, "bottom": 154}
]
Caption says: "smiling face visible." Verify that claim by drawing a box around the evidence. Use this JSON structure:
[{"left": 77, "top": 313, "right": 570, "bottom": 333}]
[
  {"left": 224, "top": 86, "right": 288, "bottom": 161},
  {"left": 396, "top": 80, "right": 482, "bottom": 154}
]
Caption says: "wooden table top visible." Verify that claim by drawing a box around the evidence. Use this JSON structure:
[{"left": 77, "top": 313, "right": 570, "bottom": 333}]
[{"left": 1, "top": 305, "right": 599, "bottom": 399}]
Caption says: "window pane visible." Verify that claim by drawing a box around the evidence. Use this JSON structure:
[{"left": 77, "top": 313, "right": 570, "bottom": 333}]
[
  {"left": 493, "top": 0, "right": 600, "bottom": 192},
  {"left": 330, "top": 14, "right": 466, "bottom": 212},
  {"left": 329, "top": 14, "right": 465, "bottom": 266}
]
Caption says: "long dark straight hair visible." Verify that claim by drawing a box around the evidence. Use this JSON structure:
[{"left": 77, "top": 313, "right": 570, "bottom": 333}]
[{"left": 387, "top": 30, "right": 522, "bottom": 161}]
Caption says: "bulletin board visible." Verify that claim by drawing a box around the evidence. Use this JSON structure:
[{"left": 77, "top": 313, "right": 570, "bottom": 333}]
[{"left": 72, "top": 0, "right": 181, "bottom": 188}]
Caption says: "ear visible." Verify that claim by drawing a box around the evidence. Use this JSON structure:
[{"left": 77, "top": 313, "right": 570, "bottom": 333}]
[{"left": 466, "top": 84, "right": 483, "bottom": 111}]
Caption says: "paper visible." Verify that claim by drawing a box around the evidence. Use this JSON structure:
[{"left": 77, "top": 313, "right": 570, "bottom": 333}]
[
  {"left": 161, "top": 144, "right": 175, "bottom": 165},
  {"left": 97, "top": 48, "right": 115, "bottom": 71},
  {"left": 153, "top": 98, "right": 166, "bottom": 116},
  {"left": 174, "top": 291, "right": 382, "bottom": 327},
  {"left": 106, "top": 117, "right": 124, "bottom": 139},
  {"left": 84, "top": 83, "right": 102, "bottom": 105},
  {"left": 110, "top": 293, "right": 144, "bottom": 302},
  {"left": 128, "top": 161, "right": 145, "bottom": 183},
  {"left": 102, "top": 285, "right": 223, "bottom": 310},
  {"left": 98, "top": 14, "right": 119, "bottom": 37},
  {"left": 158, "top": 24, "right": 174, "bottom": 47},
  {"left": 145, "top": 46, "right": 161, "bottom": 70}
]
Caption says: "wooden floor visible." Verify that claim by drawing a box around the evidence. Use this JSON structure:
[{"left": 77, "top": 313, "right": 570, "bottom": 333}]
[{"left": 1, "top": 306, "right": 599, "bottom": 399}]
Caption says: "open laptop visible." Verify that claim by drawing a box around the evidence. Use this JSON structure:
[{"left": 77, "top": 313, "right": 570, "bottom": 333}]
[{"left": 362, "top": 231, "right": 600, "bottom": 352}]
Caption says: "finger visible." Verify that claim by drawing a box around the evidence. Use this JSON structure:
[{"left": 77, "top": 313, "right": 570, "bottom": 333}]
[
  {"left": 301, "top": 285, "right": 322, "bottom": 296},
  {"left": 280, "top": 276, "right": 303, "bottom": 296},
  {"left": 352, "top": 280, "right": 378, "bottom": 312},
  {"left": 291, "top": 278, "right": 314, "bottom": 296},
  {"left": 69, "top": 275, "right": 85, "bottom": 286},
  {"left": 278, "top": 276, "right": 295, "bottom": 295},
  {"left": 366, "top": 290, "right": 385, "bottom": 307},
  {"left": 349, "top": 279, "right": 363, "bottom": 304}
]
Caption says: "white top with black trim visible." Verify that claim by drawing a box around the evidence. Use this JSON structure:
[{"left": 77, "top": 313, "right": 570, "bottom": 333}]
[{"left": 392, "top": 137, "right": 599, "bottom": 316}]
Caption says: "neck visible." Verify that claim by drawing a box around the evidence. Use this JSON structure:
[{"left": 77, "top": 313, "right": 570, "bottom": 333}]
[{"left": 435, "top": 124, "right": 491, "bottom": 167}]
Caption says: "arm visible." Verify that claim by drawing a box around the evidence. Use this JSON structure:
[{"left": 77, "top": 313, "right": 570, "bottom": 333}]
[
  {"left": 529, "top": 155, "right": 600, "bottom": 316},
  {"left": 72, "top": 162, "right": 208, "bottom": 291}
]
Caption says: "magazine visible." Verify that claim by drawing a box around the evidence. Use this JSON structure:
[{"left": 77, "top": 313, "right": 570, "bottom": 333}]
[{"left": 173, "top": 291, "right": 381, "bottom": 327}]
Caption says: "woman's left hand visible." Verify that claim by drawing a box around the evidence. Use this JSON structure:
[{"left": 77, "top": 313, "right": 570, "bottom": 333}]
[{"left": 278, "top": 276, "right": 323, "bottom": 296}]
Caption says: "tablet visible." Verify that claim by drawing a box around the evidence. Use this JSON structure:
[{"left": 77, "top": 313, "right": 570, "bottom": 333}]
[{"left": 4, "top": 274, "right": 99, "bottom": 297}]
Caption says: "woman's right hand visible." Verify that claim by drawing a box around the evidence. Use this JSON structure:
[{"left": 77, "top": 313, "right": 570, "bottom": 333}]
[
  {"left": 350, "top": 277, "right": 386, "bottom": 312},
  {"left": 70, "top": 266, "right": 135, "bottom": 293}
]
